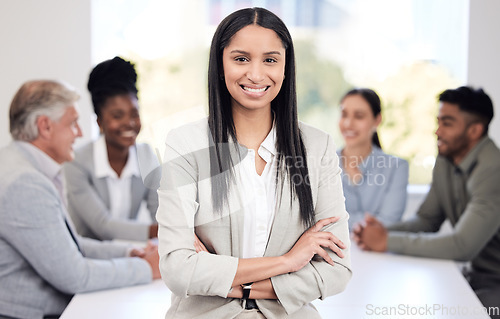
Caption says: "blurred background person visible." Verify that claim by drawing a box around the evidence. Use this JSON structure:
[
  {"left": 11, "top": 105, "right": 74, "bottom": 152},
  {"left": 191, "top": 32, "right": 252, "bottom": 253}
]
[
  {"left": 353, "top": 86, "right": 500, "bottom": 317},
  {"left": 337, "top": 88, "right": 409, "bottom": 230},
  {"left": 0, "top": 80, "right": 159, "bottom": 319},
  {"left": 65, "top": 57, "right": 159, "bottom": 241}
]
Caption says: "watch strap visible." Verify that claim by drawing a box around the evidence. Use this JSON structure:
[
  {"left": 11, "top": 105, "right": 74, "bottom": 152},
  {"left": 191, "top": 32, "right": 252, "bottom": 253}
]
[{"left": 241, "top": 282, "right": 253, "bottom": 299}]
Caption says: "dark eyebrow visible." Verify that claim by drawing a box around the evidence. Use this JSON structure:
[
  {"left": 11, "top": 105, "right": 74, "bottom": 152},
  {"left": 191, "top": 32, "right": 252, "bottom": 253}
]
[
  {"left": 264, "top": 51, "right": 282, "bottom": 55},
  {"left": 438, "top": 115, "right": 456, "bottom": 121},
  {"left": 230, "top": 50, "right": 249, "bottom": 55},
  {"left": 229, "top": 50, "right": 282, "bottom": 55}
]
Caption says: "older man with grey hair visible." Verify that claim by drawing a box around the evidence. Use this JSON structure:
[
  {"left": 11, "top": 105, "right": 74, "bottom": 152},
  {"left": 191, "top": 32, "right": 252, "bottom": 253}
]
[{"left": 0, "top": 80, "right": 160, "bottom": 319}]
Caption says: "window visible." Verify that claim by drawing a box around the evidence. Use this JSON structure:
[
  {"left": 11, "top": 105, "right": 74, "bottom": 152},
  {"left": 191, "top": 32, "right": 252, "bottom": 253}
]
[{"left": 92, "top": 0, "right": 468, "bottom": 184}]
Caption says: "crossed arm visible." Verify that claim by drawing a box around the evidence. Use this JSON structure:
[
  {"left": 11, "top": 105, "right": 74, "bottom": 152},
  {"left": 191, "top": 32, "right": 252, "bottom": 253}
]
[
  {"left": 193, "top": 217, "right": 346, "bottom": 299},
  {"left": 157, "top": 128, "right": 351, "bottom": 313}
]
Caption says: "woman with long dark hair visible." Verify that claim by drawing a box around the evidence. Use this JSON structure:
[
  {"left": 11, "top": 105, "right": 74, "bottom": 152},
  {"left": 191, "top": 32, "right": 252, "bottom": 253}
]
[
  {"left": 337, "top": 88, "right": 408, "bottom": 230},
  {"left": 157, "top": 8, "right": 351, "bottom": 318}
]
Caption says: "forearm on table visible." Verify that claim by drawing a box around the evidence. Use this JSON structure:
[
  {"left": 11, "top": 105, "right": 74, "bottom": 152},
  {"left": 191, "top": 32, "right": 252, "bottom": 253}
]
[
  {"left": 377, "top": 208, "right": 405, "bottom": 226},
  {"left": 387, "top": 230, "right": 474, "bottom": 260},
  {"left": 388, "top": 204, "right": 500, "bottom": 261},
  {"left": 387, "top": 213, "right": 444, "bottom": 233}
]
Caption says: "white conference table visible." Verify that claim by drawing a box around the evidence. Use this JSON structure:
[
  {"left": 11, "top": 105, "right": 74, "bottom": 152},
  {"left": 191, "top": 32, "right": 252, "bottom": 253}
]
[{"left": 61, "top": 246, "right": 490, "bottom": 319}]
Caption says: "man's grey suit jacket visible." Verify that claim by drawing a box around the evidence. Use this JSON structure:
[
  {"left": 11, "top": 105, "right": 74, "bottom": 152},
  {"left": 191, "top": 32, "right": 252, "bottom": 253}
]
[{"left": 0, "top": 143, "right": 151, "bottom": 319}]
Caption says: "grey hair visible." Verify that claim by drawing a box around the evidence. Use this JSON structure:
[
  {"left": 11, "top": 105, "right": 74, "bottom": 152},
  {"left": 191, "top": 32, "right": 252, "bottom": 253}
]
[{"left": 9, "top": 80, "right": 80, "bottom": 141}]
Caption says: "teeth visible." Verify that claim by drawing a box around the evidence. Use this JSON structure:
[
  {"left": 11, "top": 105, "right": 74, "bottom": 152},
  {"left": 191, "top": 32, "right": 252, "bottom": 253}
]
[
  {"left": 243, "top": 86, "right": 267, "bottom": 93},
  {"left": 121, "top": 131, "right": 136, "bottom": 137},
  {"left": 343, "top": 131, "right": 356, "bottom": 137}
]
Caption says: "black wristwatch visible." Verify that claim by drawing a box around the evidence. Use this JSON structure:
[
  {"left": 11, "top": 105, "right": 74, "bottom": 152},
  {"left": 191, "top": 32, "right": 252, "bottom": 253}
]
[{"left": 241, "top": 282, "right": 253, "bottom": 299}]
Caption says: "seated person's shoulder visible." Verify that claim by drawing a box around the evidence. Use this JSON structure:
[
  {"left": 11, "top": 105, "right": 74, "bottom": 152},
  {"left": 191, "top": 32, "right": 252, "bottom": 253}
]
[
  {"left": 63, "top": 142, "right": 93, "bottom": 174},
  {"left": 1, "top": 166, "right": 54, "bottom": 202},
  {"left": 479, "top": 138, "right": 500, "bottom": 167},
  {"left": 0, "top": 145, "right": 42, "bottom": 183},
  {"left": 72, "top": 141, "right": 94, "bottom": 163},
  {"left": 472, "top": 139, "right": 500, "bottom": 181}
]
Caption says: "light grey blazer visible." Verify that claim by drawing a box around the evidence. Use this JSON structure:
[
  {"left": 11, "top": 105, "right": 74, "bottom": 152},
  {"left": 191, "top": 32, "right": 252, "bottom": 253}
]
[
  {"left": 0, "top": 143, "right": 151, "bottom": 319},
  {"left": 157, "top": 119, "right": 352, "bottom": 319},
  {"left": 64, "top": 142, "right": 159, "bottom": 241}
]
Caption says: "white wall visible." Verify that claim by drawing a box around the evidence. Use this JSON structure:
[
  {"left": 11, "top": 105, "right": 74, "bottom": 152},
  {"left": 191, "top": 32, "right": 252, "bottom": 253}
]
[
  {"left": 467, "top": 0, "right": 500, "bottom": 144},
  {"left": 0, "top": 1, "right": 92, "bottom": 148}
]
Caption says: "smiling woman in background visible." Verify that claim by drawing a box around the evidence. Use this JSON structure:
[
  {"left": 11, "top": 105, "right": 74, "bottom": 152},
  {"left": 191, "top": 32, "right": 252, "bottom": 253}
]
[
  {"left": 64, "top": 56, "right": 159, "bottom": 241},
  {"left": 337, "top": 88, "right": 409, "bottom": 230}
]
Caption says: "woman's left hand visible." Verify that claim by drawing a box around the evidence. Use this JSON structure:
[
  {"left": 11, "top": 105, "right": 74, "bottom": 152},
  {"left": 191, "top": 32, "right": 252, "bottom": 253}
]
[{"left": 284, "top": 216, "right": 346, "bottom": 272}]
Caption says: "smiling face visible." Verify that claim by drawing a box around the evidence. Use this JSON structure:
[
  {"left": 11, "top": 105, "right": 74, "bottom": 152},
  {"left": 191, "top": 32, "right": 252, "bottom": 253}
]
[
  {"left": 44, "top": 105, "right": 82, "bottom": 164},
  {"left": 222, "top": 24, "right": 286, "bottom": 113},
  {"left": 97, "top": 93, "right": 141, "bottom": 150},
  {"left": 339, "top": 94, "right": 381, "bottom": 148}
]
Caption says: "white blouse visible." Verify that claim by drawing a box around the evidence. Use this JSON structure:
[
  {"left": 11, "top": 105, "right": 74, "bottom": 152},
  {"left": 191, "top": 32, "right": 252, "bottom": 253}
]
[
  {"left": 239, "top": 126, "right": 277, "bottom": 259},
  {"left": 93, "top": 136, "right": 140, "bottom": 220}
]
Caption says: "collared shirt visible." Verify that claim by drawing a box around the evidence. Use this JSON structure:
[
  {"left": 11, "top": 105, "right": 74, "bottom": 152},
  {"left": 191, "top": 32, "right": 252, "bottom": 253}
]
[
  {"left": 239, "top": 126, "right": 277, "bottom": 259},
  {"left": 449, "top": 137, "right": 483, "bottom": 221},
  {"left": 93, "top": 136, "right": 140, "bottom": 220}
]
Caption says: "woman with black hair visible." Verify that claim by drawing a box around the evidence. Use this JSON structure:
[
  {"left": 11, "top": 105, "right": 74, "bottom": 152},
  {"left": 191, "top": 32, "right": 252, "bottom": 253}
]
[
  {"left": 64, "top": 56, "right": 159, "bottom": 241},
  {"left": 337, "top": 88, "right": 409, "bottom": 230},
  {"left": 157, "top": 8, "right": 351, "bottom": 318}
]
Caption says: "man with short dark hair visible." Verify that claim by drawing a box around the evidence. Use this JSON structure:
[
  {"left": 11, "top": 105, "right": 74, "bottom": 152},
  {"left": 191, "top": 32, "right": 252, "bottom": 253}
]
[
  {"left": 0, "top": 80, "right": 160, "bottom": 319},
  {"left": 354, "top": 86, "right": 500, "bottom": 315}
]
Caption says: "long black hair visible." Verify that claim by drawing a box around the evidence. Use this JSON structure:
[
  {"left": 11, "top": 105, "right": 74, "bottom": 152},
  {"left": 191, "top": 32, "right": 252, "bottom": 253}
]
[
  {"left": 341, "top": 88, "right": 382, "bottom": 149},
  {"left": 207, "top": 7, "right": 315, "bottom": 228}
]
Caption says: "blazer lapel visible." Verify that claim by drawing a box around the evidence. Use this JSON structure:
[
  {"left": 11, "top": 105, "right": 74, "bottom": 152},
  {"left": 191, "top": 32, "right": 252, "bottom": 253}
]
[
  {"left": 227, "top": 165, "right": 245, "bottom": 258},
  {"left": 264, "top": 177, "right": 293, "bottom": 257},
  {"left": 130, "top": 176, "right": 143, "bottom": 218},
  {"left": 93, "top": 176, "right": 110, "bottom": 210},
  {"left": 85, "top": 144, "right": 112, "bottom": 210}
]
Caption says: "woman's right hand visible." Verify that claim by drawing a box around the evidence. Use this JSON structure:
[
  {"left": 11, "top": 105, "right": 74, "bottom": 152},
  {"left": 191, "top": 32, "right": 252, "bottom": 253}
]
[
  {"left": 284, "top": 216, "right": 346, "bottom": 273},
  {"left": 194, "top": 234, "right": 209, "bottom": 253}
]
